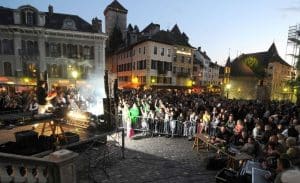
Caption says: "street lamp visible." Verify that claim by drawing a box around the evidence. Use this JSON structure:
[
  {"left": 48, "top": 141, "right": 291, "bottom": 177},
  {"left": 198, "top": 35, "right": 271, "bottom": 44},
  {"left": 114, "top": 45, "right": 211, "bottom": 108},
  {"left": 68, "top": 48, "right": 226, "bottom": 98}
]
[
  {"left": 71, "top": 70, "right": 78, "bottom": 88},
  {"left": 132, "top": 76, "right": 138, "bottom": 84},
  {"left": 151, "top": 78, "right": 156, "bottom": 84},
  {"left": 225, "top": 83, "right": 231, "bottom": 99}
]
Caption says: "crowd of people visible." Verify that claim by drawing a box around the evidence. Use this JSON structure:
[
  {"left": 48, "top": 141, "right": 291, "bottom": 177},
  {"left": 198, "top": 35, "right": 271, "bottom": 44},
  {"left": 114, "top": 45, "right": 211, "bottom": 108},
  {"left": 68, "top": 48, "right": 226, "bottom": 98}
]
[
  {"left": 0, "top": 89, "right": 36, "bottom": 112},
  {"left": 118, "top": 89, "right": 300, "bottom": 183},
  {"left": 0, "top": 84, "right": 98, "bottom": 116}
]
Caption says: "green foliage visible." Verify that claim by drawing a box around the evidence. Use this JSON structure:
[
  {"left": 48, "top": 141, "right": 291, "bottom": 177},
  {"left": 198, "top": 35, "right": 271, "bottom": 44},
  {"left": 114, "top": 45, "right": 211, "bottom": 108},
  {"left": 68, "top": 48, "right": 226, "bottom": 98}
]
[
  {"left": 243, "top": 56, "right": 265, "bottom": 78},
  {"left": 108, "top": 26, "right": 124, "bottom": 52}
]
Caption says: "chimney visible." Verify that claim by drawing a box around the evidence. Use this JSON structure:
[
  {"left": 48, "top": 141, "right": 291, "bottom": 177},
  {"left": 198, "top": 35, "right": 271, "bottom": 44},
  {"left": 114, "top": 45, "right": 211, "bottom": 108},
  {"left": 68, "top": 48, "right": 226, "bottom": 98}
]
[
  {"left": 198, "top": 47, "right": 201, "bottom": 51},
  {"left": 92, "top": 17, "right": 102, "bottom": 33},
  {"left": 48, "top": 5, "right": 53, "bottom": 15}
]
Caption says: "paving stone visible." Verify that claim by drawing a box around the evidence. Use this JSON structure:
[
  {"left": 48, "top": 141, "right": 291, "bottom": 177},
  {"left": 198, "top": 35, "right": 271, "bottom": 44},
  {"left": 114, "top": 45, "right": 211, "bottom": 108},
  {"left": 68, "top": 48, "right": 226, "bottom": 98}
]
[{"left": 75, "top": 135, "right": 217, "bottom": 183}]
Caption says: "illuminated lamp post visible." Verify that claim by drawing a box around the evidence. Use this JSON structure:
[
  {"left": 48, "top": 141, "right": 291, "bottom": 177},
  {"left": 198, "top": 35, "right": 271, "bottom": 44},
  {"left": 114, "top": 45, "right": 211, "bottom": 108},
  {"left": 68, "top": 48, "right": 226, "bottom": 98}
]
[
  {"left": 283, "top": 87, "right": 288, "bottom": 100},
  {"left": 24, "top": 77, "right": 30, "bottom": 84},
  {"left": 151, "top": 78, "right": 156, "bottom": 84},
  {"left": 225, "top": 83, "right": 231, "bottom": 99},
  {"left": 71, "top": 70, "right": 78, "bottom": 88},
  {"left": 132, "top": 76, "right": 139, "bottom": 89}
]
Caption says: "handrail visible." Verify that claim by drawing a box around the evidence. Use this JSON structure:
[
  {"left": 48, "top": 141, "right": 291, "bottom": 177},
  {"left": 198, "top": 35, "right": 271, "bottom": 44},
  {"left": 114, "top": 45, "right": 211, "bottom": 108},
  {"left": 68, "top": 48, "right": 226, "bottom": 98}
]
[{"left": 0, "top": 150, "right": 78, "bottom": 183}]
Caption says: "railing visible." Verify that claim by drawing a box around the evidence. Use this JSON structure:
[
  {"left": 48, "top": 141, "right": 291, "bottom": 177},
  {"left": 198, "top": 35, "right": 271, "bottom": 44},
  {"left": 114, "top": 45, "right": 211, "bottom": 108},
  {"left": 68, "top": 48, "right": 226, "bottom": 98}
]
[
  {"left": 0, "top": 149, "right": 78, "bottom": 183},
  {"left": 116, "top": 114, "right": 198, "bottom": 137}
]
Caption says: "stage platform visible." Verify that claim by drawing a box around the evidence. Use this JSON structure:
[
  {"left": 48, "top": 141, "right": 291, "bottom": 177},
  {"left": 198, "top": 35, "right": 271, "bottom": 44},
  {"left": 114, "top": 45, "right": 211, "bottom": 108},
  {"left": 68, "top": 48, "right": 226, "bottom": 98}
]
[{"left": 0, "top": 122, "right": 92, "bottom": 145}]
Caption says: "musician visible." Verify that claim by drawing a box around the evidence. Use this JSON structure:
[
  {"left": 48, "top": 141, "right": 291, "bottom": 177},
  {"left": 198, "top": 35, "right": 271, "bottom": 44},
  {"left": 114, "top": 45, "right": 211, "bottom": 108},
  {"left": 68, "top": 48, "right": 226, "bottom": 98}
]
[{"left": 36, "top": 81, "right": 47, "bottom": 114}]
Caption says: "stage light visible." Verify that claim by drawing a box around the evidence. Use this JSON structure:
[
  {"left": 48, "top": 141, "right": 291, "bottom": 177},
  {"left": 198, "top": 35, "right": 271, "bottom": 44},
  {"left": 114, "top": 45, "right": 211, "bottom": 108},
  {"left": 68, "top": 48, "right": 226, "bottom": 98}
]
[
  {"left": 151, "top": 78, "right": 156, "bottom": 83},
  {"left": 24, "top": 78, "right": 29, "bottom": 83},
  {"left": 132, "top": 76, "right": 138, "bottom": 84},
  {"left": 71, "top": 70, "right": 78, "bottom": 79},
  {"left": 32, "top": 123, "right": 39, "bottom": 130}
]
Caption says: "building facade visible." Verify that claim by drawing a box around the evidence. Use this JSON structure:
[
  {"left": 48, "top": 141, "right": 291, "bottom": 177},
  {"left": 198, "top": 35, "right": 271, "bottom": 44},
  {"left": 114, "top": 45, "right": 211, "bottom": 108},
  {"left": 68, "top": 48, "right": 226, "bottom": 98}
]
[
  {"left": 107, "top": 24, "right": 194, "bottom": 89},
  {"left": 104, "top": 0, "right": 128, "bottom": 39},
  {"left": 0, "top": 5, "right": 107, "bottom": 88},
  {"left": 104, "top": 0, "right": 194, "bottom": 89},
  {"left": 226, "top": 43, "right": 294, "bottom": 100},
  {"left": 193, "top": 47, "right": 220, "bottom": 87}
]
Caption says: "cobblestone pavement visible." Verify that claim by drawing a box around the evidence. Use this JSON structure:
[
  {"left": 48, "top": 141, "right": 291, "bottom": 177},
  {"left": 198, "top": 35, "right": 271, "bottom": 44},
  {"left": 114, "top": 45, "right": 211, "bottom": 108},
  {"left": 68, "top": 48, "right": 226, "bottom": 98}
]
[{"left": 76, "top": 134, "right": 217, "bottom": 183}]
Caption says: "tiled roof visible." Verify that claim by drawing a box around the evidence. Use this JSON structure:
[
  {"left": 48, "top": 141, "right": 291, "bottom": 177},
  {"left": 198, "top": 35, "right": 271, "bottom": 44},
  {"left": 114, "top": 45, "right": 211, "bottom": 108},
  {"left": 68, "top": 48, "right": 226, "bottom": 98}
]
[
  {"left": 104, "top": 0, "right": 128, "bottom": 15},
  {"left": 45, "top": 13, "right": 93, "bottom": 32},
  {"left": 141, "top": 22, "right": 160, "bottom": 33},
  {"left": 150, "top": 30, "right": 193, "bottom": 47},
  {"left": 127, "top": 24, "right": 133, "bottom": 32},
  {"left": 171, "top": 24, "right": 181, "bottom": 35},
  {"left": 200, "top": 51, "right": 211, "bottom": 60},
  {"left": 225, "top": 56, "right": 231, "bottom": 67},
  {"left": 230, "top": 43, "right": 291, "bottom": 77},
  {"left": 0, "top": 6, "right": 14, "bottom": 25},
  {"left": 0, "top": 5, "right": 95, "bottom": 33}
]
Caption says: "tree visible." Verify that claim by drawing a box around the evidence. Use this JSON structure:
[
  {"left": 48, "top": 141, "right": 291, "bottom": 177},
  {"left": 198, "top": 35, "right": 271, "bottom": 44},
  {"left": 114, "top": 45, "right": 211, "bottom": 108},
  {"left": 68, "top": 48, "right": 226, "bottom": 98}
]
[{"left": 108, "top": 26, "right": 124, "bottom": 53}]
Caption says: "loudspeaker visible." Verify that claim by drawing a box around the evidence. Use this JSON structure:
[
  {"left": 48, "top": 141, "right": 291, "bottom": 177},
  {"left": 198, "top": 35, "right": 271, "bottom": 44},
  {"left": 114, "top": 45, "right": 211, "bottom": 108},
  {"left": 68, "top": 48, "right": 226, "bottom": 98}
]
[
  {"left": 104, "top": 70, "right": 109, "bottom": 97},
  {"left": 59, "top": 132, "right": 80, "bottom": 145},
  {"left": 15, "top": 130, "right": 38, "bottom": 148},
  {"left": 38, "top": 135, "right": 56, "bottom": 151},
  {"left": 114, "top": 79, "right": 119, "bottom": 104}
]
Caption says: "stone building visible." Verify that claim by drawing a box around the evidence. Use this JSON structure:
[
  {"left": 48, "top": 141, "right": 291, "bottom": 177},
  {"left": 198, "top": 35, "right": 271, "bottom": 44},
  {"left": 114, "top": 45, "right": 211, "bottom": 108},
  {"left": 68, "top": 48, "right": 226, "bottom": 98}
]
[
  {"left": 193, "top": 47, "right": 220, "bottom": 87},
  {"left": 0, "top": 5, "right": 107, "bottom": 88},
  {"left": 104, "top": 0, "right": 128, "bottom": 39},
  {"left": 104, "top": 0, "right": 194, "bottom": 89},
  {"left": 227, "top": 43, "right": 294, "bottom": 100},
  {"left": 106, "top": 23, "right": 194, "bottom": 89}
]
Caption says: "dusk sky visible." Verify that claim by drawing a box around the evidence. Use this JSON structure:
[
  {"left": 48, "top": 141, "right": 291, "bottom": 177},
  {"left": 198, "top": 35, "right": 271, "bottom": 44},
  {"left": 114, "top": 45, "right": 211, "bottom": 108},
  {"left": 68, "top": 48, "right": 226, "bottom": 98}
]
[{"left": 2, "top": 0, "right": 300, "bottom": 65}]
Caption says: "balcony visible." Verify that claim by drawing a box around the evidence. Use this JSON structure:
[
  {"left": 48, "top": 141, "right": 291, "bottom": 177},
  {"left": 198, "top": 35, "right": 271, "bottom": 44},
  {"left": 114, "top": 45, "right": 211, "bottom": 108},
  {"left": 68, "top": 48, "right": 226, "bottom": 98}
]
[
  {"left": 176, "top": 72, "right": 190, "bottom": 78},
  {"left": 0, "top": 149, "right": 78, "bottom": 183},
  {"left": 19, "top": 49, "right": 39, "bottom": 56}
]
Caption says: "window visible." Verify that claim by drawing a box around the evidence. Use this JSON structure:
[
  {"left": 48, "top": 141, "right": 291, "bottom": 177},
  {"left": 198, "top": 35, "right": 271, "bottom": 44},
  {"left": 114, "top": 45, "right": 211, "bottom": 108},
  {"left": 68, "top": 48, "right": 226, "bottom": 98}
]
[
  {"left": 143, "top": 60, "right": 146, "bottom": 69},
  {"left": 188, "top": 57, "right": 191, "bottom": 64},
  {"left": 83, "top": 46, "right": 90, "bottom": 59},
  {"left": 151, "top": 60, "right": 157, "bottom": 69},
  {"left": 139, "top": 48, "right": 141, "bottom": 54},
  {"left": 137, "top": 60, "right": 147, "bottom": 70},
  {"left": 154, "top": 46, "right": 157, "bottom": 55},
  {"left": 27, "top": 63, "right": 37, "bottom": 77},
  {"left": 79, "top": 45, "right": 83, "bottom": 58},
  {"left": 181, "top": 56, "right": 184, "bottom": 63},
  {"left": 4, "top": 62, "right": 12, "bottom": 76},
  {"left": 2, "top": 39, "right": 14, "bottom": 55},
  {"left": 168, "top": 63, "right": 172, "bottom": 71},
  {"left": 45, "top": 42, "right": 49, "bottom": 57},
  {"left": 143, "top": 47, "right": 146, "bottom": 54},
  {"left": 161, "top": 48, "right": 164, "bottom": 56},
  {"left": 167, "top": 49, "right": 171, "bottom": 57},
  {"left": 90, "top": 46, "right": 94, "bottom": 59},
  {"left": 173, "top": 66, "right": 176, "bottom": 73},
  {"left": 27, "top": 12, "right": 34, "bottom": 25},
  {"left": 193, "top": 66, "right": 197, "bottom": 72},
  {"left": 0, "top": 40, "right": 2, "bottom": 54},
  {"left": 173, "top": 56, "right": 177, "bottom": 62}
]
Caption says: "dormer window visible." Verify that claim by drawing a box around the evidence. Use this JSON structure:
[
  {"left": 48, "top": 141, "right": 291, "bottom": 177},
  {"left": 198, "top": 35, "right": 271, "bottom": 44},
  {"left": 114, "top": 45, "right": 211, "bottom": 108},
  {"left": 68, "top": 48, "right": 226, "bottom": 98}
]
[
  {"left": 20, "top": 6, "right": 37, "bottom": 26},
  {"left": 62, "top": 18, "right": 77, "bottom": 30},
  {"left": 27, "top": 12, "right": 33, "bottom": 25}
]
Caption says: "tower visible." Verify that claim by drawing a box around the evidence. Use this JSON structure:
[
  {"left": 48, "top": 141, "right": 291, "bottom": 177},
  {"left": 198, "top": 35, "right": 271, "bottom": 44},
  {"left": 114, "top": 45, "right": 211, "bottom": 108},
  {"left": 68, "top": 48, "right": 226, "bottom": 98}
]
[
  {"left": 104, "top": 0, "right": 128, "bottom": 39},
  {"left": 224, "top": 56, "right": 231, "bottom": 84}
]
